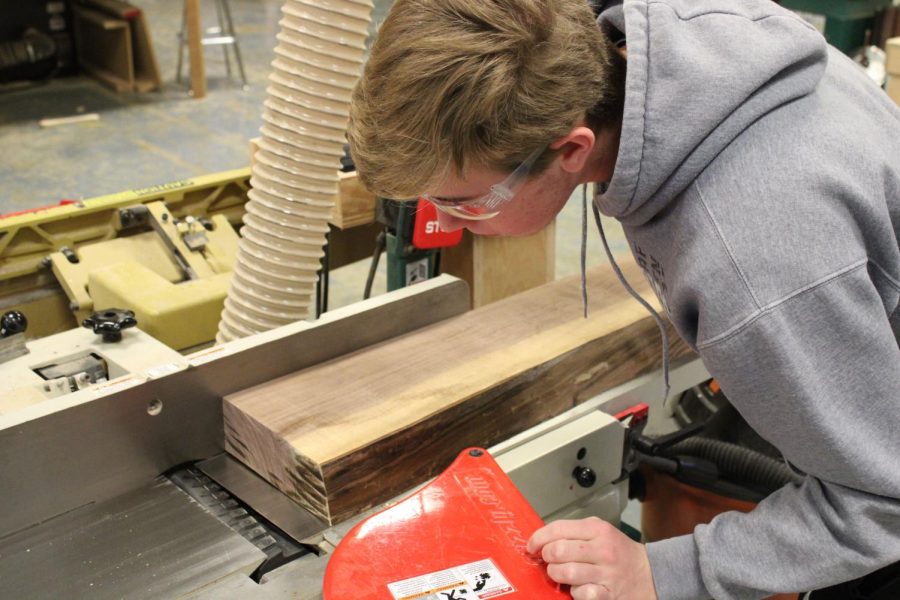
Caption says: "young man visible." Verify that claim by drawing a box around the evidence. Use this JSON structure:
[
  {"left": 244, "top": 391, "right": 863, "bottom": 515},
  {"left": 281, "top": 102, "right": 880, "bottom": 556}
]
[{"left": 347, "top": 0, "right": 900, "bottom": 598}]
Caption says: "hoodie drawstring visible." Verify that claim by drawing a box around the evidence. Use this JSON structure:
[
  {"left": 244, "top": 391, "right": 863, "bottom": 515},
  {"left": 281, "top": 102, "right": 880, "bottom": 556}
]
[
  {"left": 579, "top": 184, "right": 591, "bottom": 321},
  {"left": 580, "top": 183, "right": 672, "bottom": 404}
]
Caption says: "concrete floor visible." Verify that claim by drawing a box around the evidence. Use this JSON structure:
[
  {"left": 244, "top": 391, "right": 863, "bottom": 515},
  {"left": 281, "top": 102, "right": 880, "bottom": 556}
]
[{"left": 0, "top": 0, "right": 629, "bottom": 307}]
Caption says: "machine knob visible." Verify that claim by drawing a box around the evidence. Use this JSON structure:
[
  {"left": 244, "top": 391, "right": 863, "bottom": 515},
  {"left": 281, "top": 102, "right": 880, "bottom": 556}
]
[
  {"left": 572, "top": 466, "right": 597, "bottom": 489},
  {"left": 82, "top": 308, "right": 137, "bottom": 343},
  {"left": 0, "top": 311, "right": 28, "bottom": 338}
]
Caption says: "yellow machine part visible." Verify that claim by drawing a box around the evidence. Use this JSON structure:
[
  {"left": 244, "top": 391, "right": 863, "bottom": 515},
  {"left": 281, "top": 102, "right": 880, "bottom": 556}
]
[
  {"left": 49, "top": 208, "right": 241, "bottom": 351},
  {"left": 0, "top": 168, "right": 249, "bottom": 283},
  {"left": 0, "top": 169, "right": 250, "bottom": 343},
  {"left": 88, "top": 263, "right": 233, "bottom": 351}
]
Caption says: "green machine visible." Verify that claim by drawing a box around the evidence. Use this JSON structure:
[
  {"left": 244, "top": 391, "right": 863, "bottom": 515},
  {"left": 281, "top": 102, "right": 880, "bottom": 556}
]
[
  {"left": 365, "top": 199, "right": 463, "bottom": 298},
  {"left": 780, "top": 0, "right": 894, "bottom": 54},
  {"left": 384, "top": 202, "right": 439, "bottom": 292}
]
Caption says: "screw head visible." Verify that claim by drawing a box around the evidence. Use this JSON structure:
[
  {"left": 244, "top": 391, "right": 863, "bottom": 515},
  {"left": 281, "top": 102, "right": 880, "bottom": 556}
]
[{"left": 469, "top": 449, "right": 484, "bottom": 457}]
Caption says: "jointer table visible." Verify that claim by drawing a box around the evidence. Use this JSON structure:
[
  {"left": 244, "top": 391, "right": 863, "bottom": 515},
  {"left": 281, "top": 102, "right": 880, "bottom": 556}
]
[{"left": 0, "top": 268, "right": 706, "bottom": 599}]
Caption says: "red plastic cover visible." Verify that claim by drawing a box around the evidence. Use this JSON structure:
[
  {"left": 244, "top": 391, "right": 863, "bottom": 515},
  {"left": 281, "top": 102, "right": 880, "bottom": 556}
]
[
  {"left": 323, "top": 448, "right": 567, "bottom": 599},
  {"left": 412, "top": 199, "right": 464, "bottom": 250}
]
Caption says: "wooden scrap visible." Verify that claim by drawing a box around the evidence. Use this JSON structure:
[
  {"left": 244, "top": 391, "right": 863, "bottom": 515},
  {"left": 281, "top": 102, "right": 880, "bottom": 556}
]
[{"left": 39, "top": 114, "right": 100, "bottom": 128}]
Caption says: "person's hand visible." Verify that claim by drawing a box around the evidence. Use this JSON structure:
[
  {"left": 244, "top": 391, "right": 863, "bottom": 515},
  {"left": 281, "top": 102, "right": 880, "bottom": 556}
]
[{"left": 527, "top": 517, "right": 658, "bottom": 600}]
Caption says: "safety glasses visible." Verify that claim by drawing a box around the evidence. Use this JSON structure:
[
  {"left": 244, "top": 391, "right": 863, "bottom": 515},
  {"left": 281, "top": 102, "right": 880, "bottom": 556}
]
[{"left": 422, "top": 145, "right": 546, "bottom": 220}]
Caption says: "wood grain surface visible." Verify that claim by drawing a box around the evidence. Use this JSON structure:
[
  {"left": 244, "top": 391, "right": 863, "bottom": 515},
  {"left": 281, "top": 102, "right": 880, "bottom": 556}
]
[
  {"left": 442, "top": 224, "right": 556, "bottom": 307},
  {"left": 225, "top": 258, "right": 694, "bottom": 524}
]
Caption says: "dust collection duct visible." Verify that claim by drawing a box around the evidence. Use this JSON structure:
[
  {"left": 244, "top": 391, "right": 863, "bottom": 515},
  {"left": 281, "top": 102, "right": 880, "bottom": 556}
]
[{"left": 216, "top": 0, "right": 373, "bottom": 343}]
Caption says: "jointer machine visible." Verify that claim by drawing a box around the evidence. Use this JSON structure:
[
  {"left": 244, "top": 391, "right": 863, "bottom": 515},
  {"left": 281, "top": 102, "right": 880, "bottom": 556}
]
[{"left": 0, "top": 256, "right": 707, "bottom": 598}]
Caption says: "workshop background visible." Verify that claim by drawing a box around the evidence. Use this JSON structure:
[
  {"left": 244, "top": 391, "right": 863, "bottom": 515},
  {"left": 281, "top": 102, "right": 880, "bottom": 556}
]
[
  {"left": 3, "top": 0, "right": 899, "bottom": 307},
  {"left": 0, "top": 0, "right": 636, "bottom": 312}
]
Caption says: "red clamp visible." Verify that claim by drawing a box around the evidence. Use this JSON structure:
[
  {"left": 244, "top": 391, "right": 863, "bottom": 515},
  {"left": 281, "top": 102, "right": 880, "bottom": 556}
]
[{"left": 614, "top": 402, "right": 650, "bottom": 425}]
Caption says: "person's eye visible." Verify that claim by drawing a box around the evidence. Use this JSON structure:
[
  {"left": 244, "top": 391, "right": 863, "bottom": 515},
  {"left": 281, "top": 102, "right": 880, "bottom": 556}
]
[{"left": 436, "top": 197, "right": 475, "bottom": 206}]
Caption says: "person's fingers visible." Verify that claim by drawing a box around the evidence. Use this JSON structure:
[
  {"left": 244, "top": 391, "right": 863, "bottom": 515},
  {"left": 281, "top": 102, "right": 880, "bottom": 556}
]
[
  {"left": 527, "top": 517, "right": 614, "bottom": 554},
  {"left": 541, "top": 539, "right": 605, "bottom": 566},
  {"left": 570, "top": 583, "right": 613, "bottom": 600},
  {"left": 546, "top": 561, "right": 605, "bottom": 586}
]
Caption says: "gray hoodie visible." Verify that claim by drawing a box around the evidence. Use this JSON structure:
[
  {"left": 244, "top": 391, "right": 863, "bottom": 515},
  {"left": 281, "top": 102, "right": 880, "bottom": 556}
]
[{"left": 593, "top": 0, "right": 900, "bottom": 598}]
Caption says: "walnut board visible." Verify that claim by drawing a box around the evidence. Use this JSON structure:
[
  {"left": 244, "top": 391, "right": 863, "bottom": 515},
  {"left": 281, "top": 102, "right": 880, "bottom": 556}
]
[{"left": 224, "top": 258, "right": 693, "bottom": 524}]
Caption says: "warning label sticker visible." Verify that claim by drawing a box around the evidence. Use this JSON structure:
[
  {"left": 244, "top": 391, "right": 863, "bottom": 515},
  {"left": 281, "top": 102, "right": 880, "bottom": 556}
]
[
  {"left": 387, "top": 558, "right": 515, "bottom": 600},
  {"left": 406, "top": 258, "right": 430, "bottom": 285}
]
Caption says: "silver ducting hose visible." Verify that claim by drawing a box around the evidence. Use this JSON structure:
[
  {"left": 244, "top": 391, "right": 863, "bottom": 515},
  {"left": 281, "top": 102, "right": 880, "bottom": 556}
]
[{"left": 217, "top": 0, "right": 373, "bottom": 343}]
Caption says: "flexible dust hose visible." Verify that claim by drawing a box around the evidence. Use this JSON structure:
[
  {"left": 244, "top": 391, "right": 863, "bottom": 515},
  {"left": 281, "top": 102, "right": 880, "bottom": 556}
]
[
  {"left": 668, "top": 437, "right": 803, "bottom": 493},
  {"left": 216, "top": 0, "right": 373, "bottom": 343}
]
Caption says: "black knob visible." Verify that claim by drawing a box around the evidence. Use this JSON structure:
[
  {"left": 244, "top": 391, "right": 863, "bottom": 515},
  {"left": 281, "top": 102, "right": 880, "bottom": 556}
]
[
  {"left": 82, "top": 308, "right": 137, "bottom": 343},
  {"left": 0, "top": 311, "right": 27, "bottom": 337},
  {"left": 573, "top": 466, "right": 597, "bottom": 489}
]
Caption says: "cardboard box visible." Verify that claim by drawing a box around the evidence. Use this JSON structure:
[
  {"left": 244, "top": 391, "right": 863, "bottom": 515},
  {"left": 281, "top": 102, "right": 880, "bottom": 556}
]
[{"left": 887, "top": 37, "right": 900, "bottom": 76}]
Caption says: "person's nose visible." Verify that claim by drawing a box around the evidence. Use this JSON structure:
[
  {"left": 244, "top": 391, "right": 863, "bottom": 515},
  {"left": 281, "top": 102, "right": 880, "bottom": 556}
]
[{"left": 435, "top": 209, "right": 466, "bottom": 232}]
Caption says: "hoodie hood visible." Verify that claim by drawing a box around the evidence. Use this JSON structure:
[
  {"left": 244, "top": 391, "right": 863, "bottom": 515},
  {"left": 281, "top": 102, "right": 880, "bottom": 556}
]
[{"left": 595, "top": 0, "right": 829, "bottom": 226}]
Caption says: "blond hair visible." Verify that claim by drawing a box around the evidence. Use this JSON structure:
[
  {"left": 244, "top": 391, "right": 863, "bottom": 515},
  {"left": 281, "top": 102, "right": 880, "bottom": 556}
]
[{"left": 347, "top": 0, "right": 625, "bottom": 199}]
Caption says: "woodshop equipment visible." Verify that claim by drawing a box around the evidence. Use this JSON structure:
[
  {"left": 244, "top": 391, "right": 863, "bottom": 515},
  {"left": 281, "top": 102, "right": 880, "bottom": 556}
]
[
  {"left": 0, "top": 0, "right": 716, "bottom": 595},
  {"left": 0, "top": 169, "right": 252, "bottom": 342},
  {"left": 48, "top": 201, "right": 240, "bottom": 352},
  {"left": 0, "top": 258, "right": 709, "bottom": 598}
]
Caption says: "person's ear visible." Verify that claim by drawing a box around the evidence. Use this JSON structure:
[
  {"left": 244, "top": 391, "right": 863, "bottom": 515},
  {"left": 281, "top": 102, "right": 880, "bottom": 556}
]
[{"left": 550, "top": 126, "right": 596, "bottom": 174}]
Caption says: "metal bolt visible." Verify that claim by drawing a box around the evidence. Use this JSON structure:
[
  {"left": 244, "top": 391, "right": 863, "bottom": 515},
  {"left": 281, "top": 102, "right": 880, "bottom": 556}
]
[{"left": 469, "top": 449, "right": 484, "bottom": 457}]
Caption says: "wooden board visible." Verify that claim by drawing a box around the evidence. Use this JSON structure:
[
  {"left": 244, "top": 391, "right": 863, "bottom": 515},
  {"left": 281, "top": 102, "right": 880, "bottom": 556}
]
[
  {"left": 887, "top": 37, "right": 900, "bottom": 76},
  {"left": 224, "top": 258, "right": 694, "bottom": 524},
  {"left": 185, "top": 0, "right": 207, "bottom": 98},
  {"left": 442, "top": 223, "right": 556, "bottom": 307},
  {"left": 333, "top": 172, "right": 377, "bottom": 229}
]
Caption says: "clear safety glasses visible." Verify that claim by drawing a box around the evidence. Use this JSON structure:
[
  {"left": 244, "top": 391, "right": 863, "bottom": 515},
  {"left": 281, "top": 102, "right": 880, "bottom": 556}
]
[{"left": 422, "top": 145, "right": 547, "bottom": 220}]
